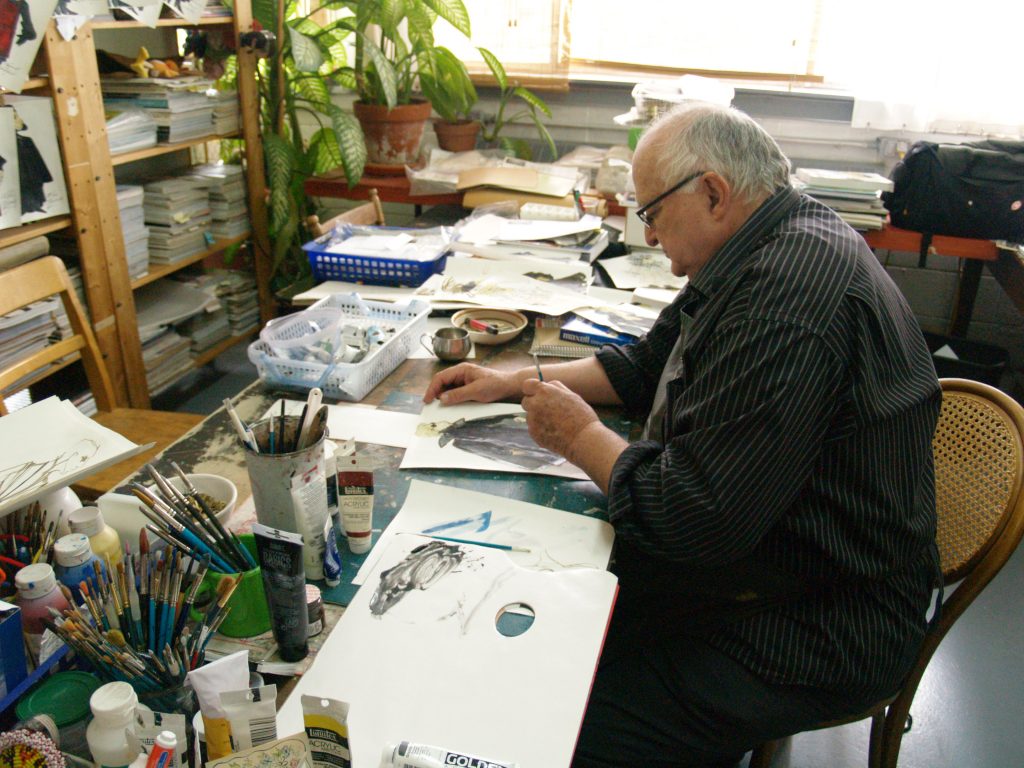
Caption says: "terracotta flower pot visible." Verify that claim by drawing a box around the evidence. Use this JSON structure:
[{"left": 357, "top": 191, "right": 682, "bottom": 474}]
[
  {"left": 433, "top": 119, "right": 480, "bottom": 153},
  {"left": 353, "top": 99, "right": 432, "bottom": 169}
]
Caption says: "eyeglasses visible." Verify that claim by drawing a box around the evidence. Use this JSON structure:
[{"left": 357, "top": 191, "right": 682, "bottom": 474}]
[{"left": 635, "top": 170, "right": 706, "bottom": 228}]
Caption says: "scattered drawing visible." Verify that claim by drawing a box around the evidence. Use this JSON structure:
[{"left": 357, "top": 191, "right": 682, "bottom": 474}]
[
  {"left": 369, "top": 540, "right": 465, "bottom": 616},
  {"left": 418, "top": 414, "right": 565, "bottom": 471},
  {"left": 0, "top": 438, "right": 100, "bottom": 503},
  {"left": 422, "top": 510, "right": 493, "bottom": 534}
]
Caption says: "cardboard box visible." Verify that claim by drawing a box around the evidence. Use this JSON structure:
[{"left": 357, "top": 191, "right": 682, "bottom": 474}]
[{"left": 0, "top": 599, "right": 28, "bottom": 700}]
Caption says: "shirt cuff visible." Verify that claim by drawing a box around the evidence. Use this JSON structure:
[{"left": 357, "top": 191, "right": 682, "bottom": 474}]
[{"left": 606, "top": 438, "right": 664, "bottom": 523}]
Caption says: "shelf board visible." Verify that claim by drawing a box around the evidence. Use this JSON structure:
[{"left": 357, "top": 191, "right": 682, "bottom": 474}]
[
  {"left": 130, "top": 232, "right": 251, "bottom": 289},
  {"left": 111, "top": 132, "right": 241, "bottom": 166},
  {"left": 191, "top": 326, "right": 258, "bottom": 368},
  {"left": 10, "top": 76, "right": 50, "bottom": 91},
  {"left": 0, "top": 216, "right": 72, "bottom": 250},
  {"left": 90, "top": 16, "right": 233, "bottom": 29}
]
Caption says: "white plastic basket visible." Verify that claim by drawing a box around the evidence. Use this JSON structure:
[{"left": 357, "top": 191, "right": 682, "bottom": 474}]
[{"left": 248, "top": 293, "right": 431, "bottom": 401}]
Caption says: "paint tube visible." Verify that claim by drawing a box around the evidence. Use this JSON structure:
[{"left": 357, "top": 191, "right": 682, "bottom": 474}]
[
  {"left": 133, "top": 709, "right": 187, "bottom": 768},
  {"left": 252, "top": 523, "right": 309, "bottom": 662},
  {"left": 222, "top": 684, "right": 278, "bottom": 751},
  {"left": 380, "top": 741, "right": 519, "bottom": 768},
  {"left": 186, "top": 649, "right": 250, "bottom": 761},
  {"left": 290, "top": 464, "right": 328, "bottom": 579},
  {"left": 143, "top": 731, "right": 177, "bottom": 768},
  {"left": 302, "top": 695, "right": 352, "bottom": 768},
  {"left": 323, "top": 516, "right": 342, "bottom": 587},
  {"left": 337, "top": 451, "right": 373, "bottom": 554}
]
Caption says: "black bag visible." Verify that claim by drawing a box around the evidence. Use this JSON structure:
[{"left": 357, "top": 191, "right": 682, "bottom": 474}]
[{"left": 882, "top": 140, "right": 1024, "bottom": 242}]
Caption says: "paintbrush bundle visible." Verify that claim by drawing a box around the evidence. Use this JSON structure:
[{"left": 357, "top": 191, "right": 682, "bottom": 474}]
[{"left": 0, "top": 501, "right": 62, "bottom": 573}]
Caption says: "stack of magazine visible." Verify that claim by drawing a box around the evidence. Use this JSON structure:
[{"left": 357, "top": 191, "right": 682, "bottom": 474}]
[
  {"left": 117, "top": 185, "right": 150, "bottom": 280},
  {"left": 143, "top": 176, "right": 213, "bottom": 265},
  {"left": 186, "top": 164, "right": 248, "bottom": 240},
  {"left": 793, "top": 168, "right": 893, "bottom": 231},
  {"left": 208, "top": 89, "right": 241, "bottom": 135},
  {"left": 102, "top": 77, "right": 215, "bottom": 144}
]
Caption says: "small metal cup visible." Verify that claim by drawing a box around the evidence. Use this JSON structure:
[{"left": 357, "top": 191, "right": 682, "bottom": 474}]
[{"left": 421, "top": 326, "right": 471, "bottom": 361}]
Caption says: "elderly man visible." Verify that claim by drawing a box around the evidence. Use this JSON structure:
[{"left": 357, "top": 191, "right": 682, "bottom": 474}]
[{"left": 424, "top": 102, "right": 940, "bottom": 767}]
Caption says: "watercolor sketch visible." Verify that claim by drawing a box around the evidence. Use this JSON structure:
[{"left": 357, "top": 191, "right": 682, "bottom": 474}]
[
  {"left": 0, "top": 437, "right": 100, "bottom": 504},
  {"left": 402, "top": 401, "right": 587, "bottom": 479},
  {"left": 0, "top": 0, "right": 59, "bottom": 92},
  {"left": 353, "top": 480, "right": 615, "bottom": 587},
  {"left": 0, "top": 106, "right": 20, "bottom": 229},
  {"left": 574, "top": 302, "right": 660, "bottom": 338},
  {"left": 598, "top": 251, "right": 688, "bottom": 291},
  {"left": 3, "top": 96, "right": 69, "bottom": 223}
]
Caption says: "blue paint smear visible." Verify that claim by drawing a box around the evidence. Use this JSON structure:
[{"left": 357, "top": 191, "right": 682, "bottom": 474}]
[{"left": 422, "top": 510, "right": 492, "bottom": 534}]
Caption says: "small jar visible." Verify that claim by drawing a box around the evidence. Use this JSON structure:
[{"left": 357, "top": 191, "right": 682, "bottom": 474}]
[
  {"left": 69, "top": 506, "right": 122, "bottom": 567},
  {"left": 86, "top": 682, "right": 141, "bottom": 768},
  {"left": 53, "top": 533, "right": 104, "bottom": 601},
  {"left": 14, "top": 563, "right": 70, "bottom": 662}
]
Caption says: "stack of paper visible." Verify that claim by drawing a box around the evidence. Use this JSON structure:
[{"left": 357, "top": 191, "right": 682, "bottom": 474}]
[
  {"left": 117, "top": 185, "right": 150, "bottom": 280},
  {"left": 452, "top": 213, "right": 609, "bottom": 264},
  {"left": 177, "top": 308, "right": 231, "bottom": 355},
  {"left": 140, "top": 329, "right": 194, "bottom": 395},
  {"left": 207, "top": 89, "right": 241, "bottom": 135},
  {"left": 101, "top": 77, "right": 215, "bottom": 144},
  {"left": 185, "top": 164, "right": 248, "bottom": 240},
  {"left": 180, "top": 269, "right": 260, "bottom": 336},
  {"left": 457, "top": 163, "right": 583, "bottom": 210},
  {"left": 143, "top": 176, "right": 213, "bottom": 264},
  {"left": 793, "top": 168, "right": 893, "bottom": 231},
  {"left": 104, "top": 109, "right": 158, "bottom": 155},
  {"left": 0, "top": 297, "right": 71, "bottom": 393}
]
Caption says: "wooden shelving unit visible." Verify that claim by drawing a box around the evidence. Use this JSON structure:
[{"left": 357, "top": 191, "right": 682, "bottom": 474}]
[
  {"left": 192, "top": 327, "right": 257, "bottom": 368},
  {"left": 22, "top": 11, "right": 271, "bottom": 408}
]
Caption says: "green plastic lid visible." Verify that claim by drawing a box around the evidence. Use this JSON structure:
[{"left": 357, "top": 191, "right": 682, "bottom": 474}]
[{"left": 16, "top": 670, "right": 101, "bottom": 726}]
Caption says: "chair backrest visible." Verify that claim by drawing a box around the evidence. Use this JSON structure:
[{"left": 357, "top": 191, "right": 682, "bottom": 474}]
[
  {"left": 306, "top": 188, "right": 385, "bottom": 238},
  {"left": 0, "top": 256, "right": 117, "bottom": 416},
  {"left": 912, "top": 378, "right": 1024, "bottom": 676}
]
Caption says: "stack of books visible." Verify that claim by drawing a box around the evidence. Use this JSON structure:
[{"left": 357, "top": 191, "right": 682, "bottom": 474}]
[
  {"left": 186, "top": 164, "right": 249, "bottom": 240},
  {"left": 101, "top": 77, "right": 215, "bottom": 144},
  {"left": 0, "top": 297, "right": 71, "bottom": 392},
  {"left": 211, "top": 270, "right": 260, "bottom": 335},
  {"left": 143, "top": 176, "right": 213, "bottom": 265},
  {"left": 117, "top": 185, "right": 150, "bottom": 280},
  {"left": 793, "top": 168, "right": 893, "bottom": 231},
  {"left": 140, "top": 329, "right": 194, "bottom": 396},
  {"left": 104, "top": 109, "right": 158, "bottom": 155},
  {"left": 178, "top": 307, "right": 232, "bottom": 356},
  {"left": 207, "top": 90, "right": 241, "bottom": 135}
]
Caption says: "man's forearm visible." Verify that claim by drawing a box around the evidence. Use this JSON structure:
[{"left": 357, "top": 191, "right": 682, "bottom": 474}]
[
  {"left": 517, "top": 356, "right": 623, "bottom": 405},
  {"left": 565, "top": 421, "right": 628, "bottom": 494}
]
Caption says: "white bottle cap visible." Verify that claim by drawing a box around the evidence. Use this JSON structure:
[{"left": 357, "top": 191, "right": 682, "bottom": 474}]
[
  {"left": 68, "top": 506, "right": 105, "bottom": 538},
  {"left": 89, "top": 681, "right": 138, "bottom": 723},
  {"left": 154, "top": 730, "right": 177, "bottom": 749},
  {"left": 347, "top": 534, "right": 372, "bottom": 555},
  {"left": 381, "top": 744, "right": 397, "bottom": 767},
  {"left": 15, "top": 563, "right": 58, "bottom": 600},
  {"left": 54, "top": 533, "right": 94, "bottom": 568}
]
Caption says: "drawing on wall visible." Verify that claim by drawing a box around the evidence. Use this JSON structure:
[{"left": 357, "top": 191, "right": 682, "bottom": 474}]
[
  {"left": 109, "top": 0, "right": 162, "bottom": 27},
  {"left": 163, "top": 0, "right": 204, "bottom": 23},
  {"left": 0, "top": 438, "right": 100, "bottom": 504},
  {"left": 369, "top": 539, "right": 466, "bottom": 616},
  {"left": 417, "top": 413, "right": 566, "bottom": 471},
  {"left": 0, "top": 107, "right": 19, "bottom": 228},
  {"left": 0, "top": 0, "right": 59, "bottom": 92},
  {"left": 401, "top": 402, "right": 589, "bottom": 480},
  {"left": 3, "top": 96, "right": 69, "bottom": 223},
  {"left": 53, "top": 0, "right": 107, "bottom": 41}
]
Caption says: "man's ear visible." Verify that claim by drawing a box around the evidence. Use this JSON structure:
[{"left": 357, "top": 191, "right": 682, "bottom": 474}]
[{"left": 702, "top": 172, "right": 732, "bottom": 220}]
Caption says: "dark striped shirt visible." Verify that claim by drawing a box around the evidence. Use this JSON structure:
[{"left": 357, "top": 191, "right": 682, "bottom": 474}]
[{"left": 596, "top": 186, "right": 941, "bottom": 697}]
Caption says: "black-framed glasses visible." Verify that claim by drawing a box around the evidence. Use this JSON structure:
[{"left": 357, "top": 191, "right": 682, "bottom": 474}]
[{"left": 635, "top": 170, "right": 706, "bottom": 228}]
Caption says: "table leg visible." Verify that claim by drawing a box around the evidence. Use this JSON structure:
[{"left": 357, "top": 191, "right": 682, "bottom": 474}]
[{"left": 949, "top": 258, "right": 984, "bottom": 337}]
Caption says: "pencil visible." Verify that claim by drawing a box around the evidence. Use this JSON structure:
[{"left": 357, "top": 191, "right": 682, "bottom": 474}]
[
  {"left": 431, "top": 535, "right": 531, "bottom": 553},
  {"left": 532, "top": 353, "right": 543, "bottom": 382}
]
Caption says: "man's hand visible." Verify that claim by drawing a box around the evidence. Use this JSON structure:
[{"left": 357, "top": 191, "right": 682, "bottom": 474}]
[
  {"left": 423, "top": 363, "right": 521, "bottom": 405},
  {"left": 520, "top": 378, "right": 600, "bottom": 459}
]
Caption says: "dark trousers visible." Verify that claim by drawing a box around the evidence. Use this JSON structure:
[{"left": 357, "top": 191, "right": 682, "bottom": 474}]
[{"left": 572, "top": 600, "right": 881, "bottom": 768}]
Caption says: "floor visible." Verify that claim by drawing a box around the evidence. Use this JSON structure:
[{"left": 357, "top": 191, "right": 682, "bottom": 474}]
[{"left": 167, "top": 342, "right": 1024, "bottom": 768}]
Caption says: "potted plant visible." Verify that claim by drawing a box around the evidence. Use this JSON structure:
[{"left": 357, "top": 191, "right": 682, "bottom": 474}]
[
  {"left": 477, "top": 48, "right": 557, "bottom": 161},
  {"left": 419, "top": 45, "right": 480, "bottom": 152},
  {"left": 347, "top": 0, "right": 473, "bottom": 168}
]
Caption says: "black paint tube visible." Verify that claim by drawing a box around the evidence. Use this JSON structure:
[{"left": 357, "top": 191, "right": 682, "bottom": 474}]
[{"left": 252, "top": 523, "right": 309, "bottom": 662}]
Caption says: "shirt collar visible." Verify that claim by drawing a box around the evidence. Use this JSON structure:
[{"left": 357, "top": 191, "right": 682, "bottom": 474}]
[{"left": 688, "top": 185, "right": 801, "bottom": 299}]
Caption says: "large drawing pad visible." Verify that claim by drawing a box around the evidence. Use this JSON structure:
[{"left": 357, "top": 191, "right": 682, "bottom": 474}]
[{"left": 277, "top": 533, "right": 618, "bottom": 767}]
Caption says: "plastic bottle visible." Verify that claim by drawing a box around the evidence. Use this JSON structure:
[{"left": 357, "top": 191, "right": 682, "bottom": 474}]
[
  {"left": 86, "top": 682, "right": 141, "bottom": 768},
  {"left": 53, "top": 533, "right": 104, "bottom": 602},
  {"left": 14, "top": 563, "right": 70, "bottom": 661},
  {"left": 69, "top": 506, "right": 123, "bottom": 567}
]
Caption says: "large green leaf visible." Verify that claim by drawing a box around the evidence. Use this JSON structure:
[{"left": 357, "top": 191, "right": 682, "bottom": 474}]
[
  {"left": 251, "top": 0, "right": 277, "bottom": 34},
  {"left": 513, "top": 86, "right": 551, "bottom": 117},
  {"left": 328, "top": 104, "right": 367, "bottom": 187},
  {"left": 361, "top": 36, "right": 398, "bottom": 107},
  {"left": 265, "top": 134, "right": 297, "bottom": 233},
  {"left": 478, "top": 47, "right": 506, "bottom": 90},
  {"left": 293, "top": 72, "right": 332, "bottom": 112},
  {"left": 529, "top": 111, "right": 558, "bottom": 160},
  {"left": 288, "top": 26, "right": 324, "bottom": 72},
  {"left": 422, "top": 0, "right": 470, "bottom": 36},
  {"left": 406, "top": 3, "right": 436, "bottom": 47},
  {"left": 308, "top": 127, "right": 344, "bottom": 176}
]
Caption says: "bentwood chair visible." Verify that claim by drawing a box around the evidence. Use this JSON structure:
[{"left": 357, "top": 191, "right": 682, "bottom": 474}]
[
  {"left": 306, "top": 187, "right": 385, "bottom": 238},
  {"left": 749, "top": 377, "right": 1024, "bottom": 768},
  {"left": 0, "top": 256, "right": 204, "bottom": 499}
]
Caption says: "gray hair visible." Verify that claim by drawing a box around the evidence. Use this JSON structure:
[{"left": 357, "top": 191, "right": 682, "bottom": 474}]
[{"left": 639, "top": 102, "right": 791, "bottom": 202}]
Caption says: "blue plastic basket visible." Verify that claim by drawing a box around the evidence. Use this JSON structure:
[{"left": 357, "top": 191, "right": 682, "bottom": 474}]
[{"left": 303, "top": 234, "right": 448, "bottom": 287}]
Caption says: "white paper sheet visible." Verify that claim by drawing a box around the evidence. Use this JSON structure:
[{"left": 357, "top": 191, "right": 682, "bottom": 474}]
[
  {"left": 413, "top": 272, "right": 593, "bottom": 316},
  {"left": 0, "top": 397, "right": 145, "bottom": 515},
  {"left": 600, "top": 250, "right": 688, "bottom": 290},
  {"left": 400, "top": 401, "right": 589, "bottom": 480},
  {"left": 353, "top": 478, "right": 614, "bottom": 585},
  {"left": 262, "top": 399, "right": 421, "bottom": 449}
]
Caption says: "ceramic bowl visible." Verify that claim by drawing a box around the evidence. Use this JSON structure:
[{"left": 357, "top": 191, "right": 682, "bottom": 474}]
[
  {"left": 451, "top": 308, "right": 529, "bottom": 346},
  {"left": 98, "top": 473, "right": 237, "bottom": 546}
]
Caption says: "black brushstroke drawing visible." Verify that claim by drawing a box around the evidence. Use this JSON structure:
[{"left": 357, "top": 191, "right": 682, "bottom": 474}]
[
  {"left": 13, "top": 109, "right": 51, "bottom": 214},
  {"left": 369, "top": 540, "right": 465, "bottom": 616},
  {"left": 523, "top": 270, "right": 589, "bottom": 292},
  {"left": 0, "top": 438, "right": 100, "bottom": 503},
  {"left": 0, "top": 0, "right": 36, "bottom": 64},
  {"left": 420, "top": 413, "right": 565, "bottom": 471}
]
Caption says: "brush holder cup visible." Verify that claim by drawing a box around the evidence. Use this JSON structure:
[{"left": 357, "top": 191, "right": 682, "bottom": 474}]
[{"left": 189, "top": 534, "right": 270, "bottom": 638}]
